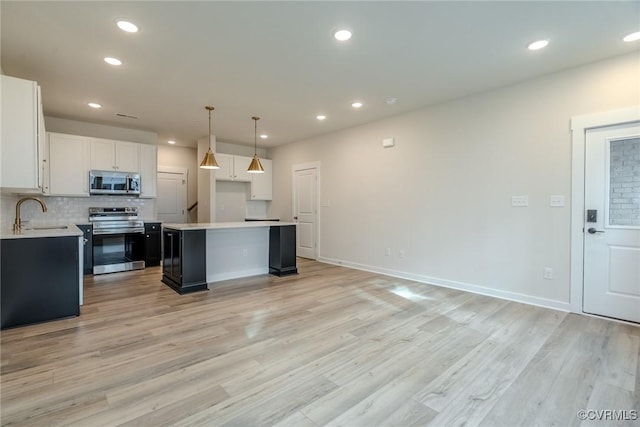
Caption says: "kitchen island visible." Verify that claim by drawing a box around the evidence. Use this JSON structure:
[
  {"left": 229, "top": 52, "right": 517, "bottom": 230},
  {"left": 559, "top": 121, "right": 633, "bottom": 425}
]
[{"left": 161, "top": 221, "right": 297, "bottom": 294}]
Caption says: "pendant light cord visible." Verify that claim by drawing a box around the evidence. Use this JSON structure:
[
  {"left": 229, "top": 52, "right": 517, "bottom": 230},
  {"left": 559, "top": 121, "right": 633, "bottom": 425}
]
[
  {"left": 252, "top": 116, "right": 260, "bottom": 155},
  {"left": 206, "top": 106, "right": 215, "bottom": 149}
]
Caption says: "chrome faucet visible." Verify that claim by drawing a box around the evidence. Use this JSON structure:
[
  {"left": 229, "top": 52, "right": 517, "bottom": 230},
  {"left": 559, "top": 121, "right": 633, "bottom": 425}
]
[{"left": 13, "top": 197, "right": 48, "bottom": 233}]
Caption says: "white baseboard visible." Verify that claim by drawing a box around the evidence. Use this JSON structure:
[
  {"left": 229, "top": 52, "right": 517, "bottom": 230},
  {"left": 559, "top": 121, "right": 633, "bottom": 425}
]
[
  {"left": 207, "top": 267, "right": 269, "bottom": 284},
  {"left": 317, "top": 256, "right": 571, "bottom": 313}
]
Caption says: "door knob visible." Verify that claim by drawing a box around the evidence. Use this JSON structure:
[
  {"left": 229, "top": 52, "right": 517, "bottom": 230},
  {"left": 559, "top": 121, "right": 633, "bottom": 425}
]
[{"left": 587, "top": 227, "right": 605, "bottom": 234}]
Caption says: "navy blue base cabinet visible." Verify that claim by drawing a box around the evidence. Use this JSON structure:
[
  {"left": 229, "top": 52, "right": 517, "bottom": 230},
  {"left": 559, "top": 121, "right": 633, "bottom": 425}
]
[{"left": 1, "top": 236, "right": 80, "bottom": 329}]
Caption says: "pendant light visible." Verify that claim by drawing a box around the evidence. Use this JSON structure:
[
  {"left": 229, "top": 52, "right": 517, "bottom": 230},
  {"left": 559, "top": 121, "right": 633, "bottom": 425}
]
[
  {"left": 199, "top": 106, "right": 220, "bottom": 169},
  {"left": 247, "top": 116, "right": 264, "bottom": 173}
]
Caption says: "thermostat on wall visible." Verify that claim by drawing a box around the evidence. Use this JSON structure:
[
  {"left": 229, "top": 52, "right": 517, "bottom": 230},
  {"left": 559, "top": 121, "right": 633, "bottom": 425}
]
[{"left": 382, "top": 137, "right": 395, "bottom": 148}]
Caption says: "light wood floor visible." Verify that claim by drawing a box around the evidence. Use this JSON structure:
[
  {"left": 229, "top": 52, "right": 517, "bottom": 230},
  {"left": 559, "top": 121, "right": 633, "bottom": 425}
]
[{"left": 1, "top": 259, "right": 638, "bottom": 426}]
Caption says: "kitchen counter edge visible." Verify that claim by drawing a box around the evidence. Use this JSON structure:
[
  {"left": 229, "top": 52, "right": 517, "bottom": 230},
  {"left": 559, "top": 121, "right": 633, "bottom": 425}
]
[
  {"left": 162, "top": 221, "right": 296, "bottom": 231},
  {"left": 1, "top": 225, "right": 84, "bottom": 240}
]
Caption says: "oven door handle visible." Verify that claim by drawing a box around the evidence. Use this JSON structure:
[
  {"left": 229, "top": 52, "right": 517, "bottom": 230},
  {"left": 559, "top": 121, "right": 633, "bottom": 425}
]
[{"left": 93, "top": 228, "right": 145, "bottom": 235}]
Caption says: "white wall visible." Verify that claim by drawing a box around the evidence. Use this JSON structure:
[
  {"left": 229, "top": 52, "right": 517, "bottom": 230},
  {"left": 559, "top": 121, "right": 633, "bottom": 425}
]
[
  {"left": 216, "top": 181, "right": 250, "bottom": 222},
  {"left": 45, "top": 116, "right": 157, "bottom": 145},
  {"left": 218, "top": 141, "right": 267, "bottom": 158},
  {"left": 268, "top": 52, "right": 640, "bottom": 309}
]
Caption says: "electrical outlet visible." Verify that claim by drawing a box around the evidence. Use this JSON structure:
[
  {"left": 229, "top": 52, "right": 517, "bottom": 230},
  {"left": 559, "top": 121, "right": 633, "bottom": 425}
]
[
  {"left": 544, "top": 267, "right": 553, "bottom": 280},
  {"left": 385, "top": 247, "right": 391, "bottom": 256},
  {"left": 511, "top": 196, "right": 529, "bottom": 207},
  {"left": 242, "top": 248, "right": 248, "bottom": 257},
  {"left": 549, "top": 195, "right": 565, "bottom": 207},
  {"left": 399, "top": 250, "right": 405, "bottom": 258}
]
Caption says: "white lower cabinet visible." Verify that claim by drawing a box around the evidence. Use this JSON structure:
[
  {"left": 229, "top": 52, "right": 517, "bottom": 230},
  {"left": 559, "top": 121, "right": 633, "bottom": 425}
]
[
  {"left": 47, "top": 133, "right": 90, "bottom": 196},
  {"left": 139, "top": 144, "right": 157, "bottom": 198}
]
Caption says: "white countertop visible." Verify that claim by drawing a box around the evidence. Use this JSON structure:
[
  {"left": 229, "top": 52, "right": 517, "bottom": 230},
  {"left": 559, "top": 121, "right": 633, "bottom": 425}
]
[
  {"left": 1, "top": 224, "right": 84, "bottom": 240},
  {"left": 162, "top": 221, "right": 296, "bottom": 231}
]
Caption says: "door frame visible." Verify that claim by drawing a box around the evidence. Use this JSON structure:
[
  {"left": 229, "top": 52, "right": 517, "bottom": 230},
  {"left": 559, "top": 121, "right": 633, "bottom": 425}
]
[
  {"left": 157, "top": 165, "right": 189, "bottom": 223},
  {"left": 292, "top": 161, "right": 321, "bottom": 260},
  {"left": 569, "top": 106, "right": 639, "bottom": 314}
]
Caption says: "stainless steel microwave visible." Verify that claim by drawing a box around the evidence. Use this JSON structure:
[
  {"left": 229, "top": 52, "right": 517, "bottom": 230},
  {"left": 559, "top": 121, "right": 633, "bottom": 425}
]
[{"left": 89, "top": 170, "right": 141, "bottom": 195}]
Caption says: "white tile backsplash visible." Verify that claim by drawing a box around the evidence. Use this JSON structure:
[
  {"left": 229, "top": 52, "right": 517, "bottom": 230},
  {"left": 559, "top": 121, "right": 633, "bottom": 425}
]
[
  {"left": 246, "top": 200, "right": 268, "bottom": 219},
  {"left": 1, "top": 194, "right": 156, "bottom": 227}
]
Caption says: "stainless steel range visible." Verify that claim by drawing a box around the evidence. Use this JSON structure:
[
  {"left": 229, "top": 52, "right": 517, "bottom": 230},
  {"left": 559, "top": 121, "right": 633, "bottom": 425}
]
[{"left": 89, "top": 207, "right": 145, "bottom": 274}]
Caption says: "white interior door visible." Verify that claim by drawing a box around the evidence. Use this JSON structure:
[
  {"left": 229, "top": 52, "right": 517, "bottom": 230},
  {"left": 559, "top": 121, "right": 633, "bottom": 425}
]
[
  {"left": 157, "top": 170, "right": 188, "bottom": 223},
  {"left": 583, "top": 122, "right": 640, "bottom": 323},
  {"left": 293, "top": 166, "right": 317, "bottom": 259}
]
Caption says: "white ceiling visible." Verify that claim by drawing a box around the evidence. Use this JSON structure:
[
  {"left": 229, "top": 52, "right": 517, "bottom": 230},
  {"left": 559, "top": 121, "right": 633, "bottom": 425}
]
[{"left": 2, "top": 1, "right": 639, "bottom": 148}]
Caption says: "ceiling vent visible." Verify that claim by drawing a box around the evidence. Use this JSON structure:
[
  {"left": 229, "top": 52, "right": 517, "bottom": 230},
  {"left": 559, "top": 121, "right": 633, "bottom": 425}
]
[{"left": 116, "top": 113, "right": 138, "bottom": 119}]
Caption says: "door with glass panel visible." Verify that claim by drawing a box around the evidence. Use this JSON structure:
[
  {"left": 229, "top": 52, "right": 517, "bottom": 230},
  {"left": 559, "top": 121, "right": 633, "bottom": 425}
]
[{"left": 583, "top": 122, "right": 640, "bottom": 323}]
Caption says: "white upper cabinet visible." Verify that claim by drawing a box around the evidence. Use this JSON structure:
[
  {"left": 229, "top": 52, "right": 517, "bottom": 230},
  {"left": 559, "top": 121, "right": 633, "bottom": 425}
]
[
  {"left": 249, "top": 158, "right": 272, "bottom": 200},
  {"left": 139, "top": 144, "right": 157, "bottom": 198},
  {"left": 233, "top": 156, "right": 253, "bottom": 182},
  {"left": 90, "top": 139, "right": 115, "bottom": 171},
  {"left": 90, "top": 139, "right": 140, "bottom": 173},
  {"left": 214, "top": 154, "right": 252, "bottom": 182},
  {"left": 44, "top": 132, "right": 152, "bottom": 197},
  {"left": 215, "top": 153, "right": 233, "bottom": 180},
  {"left": 0, "top": 75, "right": 45, "bottom": 192},
  {"left": 116, "top": 141, "right": 140, "bottom": 173},
  {"left": 46, "top": 132, "right": 90, "bottom": 196}
]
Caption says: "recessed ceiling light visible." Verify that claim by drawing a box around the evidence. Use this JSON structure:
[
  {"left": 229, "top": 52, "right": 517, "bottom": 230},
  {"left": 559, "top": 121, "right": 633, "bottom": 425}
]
[
  {"left": 527, "top": 40, "right": 549, "bottom": 50},
  {"left": 623, "top": 31, "right": 640, "bottom": 42},
  {"left": 88, "top": 102, "right": 102, "bottom": 109},
  {"left": 386, "top": 97, "right": 397, "bottom": 105},
  {"left": 117, "top": 20, "right": 138, "bottom": 33},
  {"left": 316, "top": 114, "right": 327, "bottom": 121},
  {"left": 259, "top": 134, "right": 268, "bottom": 139},
  {"left": 168, "top": 140, "right": 176, "bottom": 145},
  {"left": 104, "top": 57, "right": 122, "bottom": 66},
  {"left": 334, "top": 29, "right": 352, "bottom": 41},
  {"left": 351, "top": 101, "right": 363, "bottom": 109}
]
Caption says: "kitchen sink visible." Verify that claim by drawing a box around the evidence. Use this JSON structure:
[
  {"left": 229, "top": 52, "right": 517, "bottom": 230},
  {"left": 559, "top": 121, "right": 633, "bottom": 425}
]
[{"left": 23, "top": 225, "right": 69, "bottom": 230}]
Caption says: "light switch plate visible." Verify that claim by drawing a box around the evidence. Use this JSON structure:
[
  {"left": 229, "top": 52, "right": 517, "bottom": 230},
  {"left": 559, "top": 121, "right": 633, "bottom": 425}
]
[
  {"left": 549, "top": 195, "right": 565, "bottom": 207},
  {"left": 382, "top": 137, "right": 395, "bottom": 148},
  {"left": 511, "top": 195, "right": 529, "bottom": 207}
]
